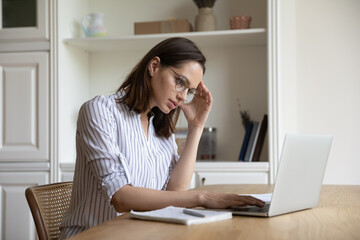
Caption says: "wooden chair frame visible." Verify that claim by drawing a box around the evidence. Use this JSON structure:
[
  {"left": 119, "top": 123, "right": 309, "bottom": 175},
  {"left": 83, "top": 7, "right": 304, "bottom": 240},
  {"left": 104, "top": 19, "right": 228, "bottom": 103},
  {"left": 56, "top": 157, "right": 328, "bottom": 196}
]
[{"left": 25, "top": 182, "right": 73, "bottom": 240}]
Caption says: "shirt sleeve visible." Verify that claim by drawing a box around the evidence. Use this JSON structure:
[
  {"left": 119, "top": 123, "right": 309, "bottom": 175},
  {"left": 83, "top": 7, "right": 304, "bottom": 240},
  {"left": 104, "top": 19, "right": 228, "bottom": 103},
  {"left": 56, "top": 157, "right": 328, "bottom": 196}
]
[
  {"left": 77, "top": 96, "right": 132, "bottom": 201},
  {"left": 162, "top": 134, "right": 180, "bottom": 190}
]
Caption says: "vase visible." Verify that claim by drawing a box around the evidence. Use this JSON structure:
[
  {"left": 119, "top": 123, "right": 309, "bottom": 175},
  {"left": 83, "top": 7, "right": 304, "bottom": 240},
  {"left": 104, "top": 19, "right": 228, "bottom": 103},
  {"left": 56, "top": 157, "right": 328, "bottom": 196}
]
[{"left": 195, "top": 7, "right": 216, "bottom": 31}]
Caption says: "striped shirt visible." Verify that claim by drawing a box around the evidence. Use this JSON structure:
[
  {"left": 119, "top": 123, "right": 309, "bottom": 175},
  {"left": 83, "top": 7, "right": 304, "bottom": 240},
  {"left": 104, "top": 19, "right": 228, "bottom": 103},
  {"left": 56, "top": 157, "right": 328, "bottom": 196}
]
[{"left": 59, "top": 92, "right": 179, "bottom": 239}]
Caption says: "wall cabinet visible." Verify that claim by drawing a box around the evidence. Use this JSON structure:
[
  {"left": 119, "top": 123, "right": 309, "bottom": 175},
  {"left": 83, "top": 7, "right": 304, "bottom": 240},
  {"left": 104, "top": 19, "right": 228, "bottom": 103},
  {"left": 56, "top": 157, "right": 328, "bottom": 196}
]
[
  {"left": 0, "top": 0, "right": 49, "bottom": 41},
  {"left": 0, "top": 171, "right": 49, "bottom": 240},
  {"left": 0, "top": 52, "right": 49, "bottom": 162},
  {"left": 0, "top": 51, "right": 51, "bottom": 240},
  {"left": 194, "top": 162, "right": 269, "bottom": 187},
  {"left": 0, "top": 1, "right": 52, "bottom": 240}
]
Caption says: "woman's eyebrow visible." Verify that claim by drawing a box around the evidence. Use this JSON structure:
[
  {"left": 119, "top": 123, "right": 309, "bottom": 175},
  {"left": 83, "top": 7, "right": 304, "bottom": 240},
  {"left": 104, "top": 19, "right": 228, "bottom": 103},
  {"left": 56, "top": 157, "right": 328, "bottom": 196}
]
[
  {"left": 180, "top": 75, "right": 191, "bottom": 86},
  {"left": 169, "top": 67, "right": 191, "bottom": 86}
]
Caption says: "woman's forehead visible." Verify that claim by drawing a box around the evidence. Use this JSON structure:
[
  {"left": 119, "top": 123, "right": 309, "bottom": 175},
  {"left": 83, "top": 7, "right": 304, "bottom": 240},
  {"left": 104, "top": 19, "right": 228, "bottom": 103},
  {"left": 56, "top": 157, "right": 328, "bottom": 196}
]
[{"left": 174, "top": 62, "right": 203, "bottom": 87}]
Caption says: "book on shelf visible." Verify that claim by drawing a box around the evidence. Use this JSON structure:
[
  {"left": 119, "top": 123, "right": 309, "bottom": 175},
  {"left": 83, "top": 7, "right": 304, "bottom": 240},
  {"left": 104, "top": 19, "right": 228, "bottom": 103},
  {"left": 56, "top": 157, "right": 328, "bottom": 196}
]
[
  {"left": 130, "top": 206, "right": 232, "bottom": 225},
  {"left": 238, "top": 122, "right": 253, "bottom": 161},
  {"left": 252, "top": 114, "right": 268, "bottom": 162},
  {"left": 244, "top": 121, "right": 259, "bottom": 161},
  {"left": 249, "top": 122, "right": 261, "bottom": 161}
]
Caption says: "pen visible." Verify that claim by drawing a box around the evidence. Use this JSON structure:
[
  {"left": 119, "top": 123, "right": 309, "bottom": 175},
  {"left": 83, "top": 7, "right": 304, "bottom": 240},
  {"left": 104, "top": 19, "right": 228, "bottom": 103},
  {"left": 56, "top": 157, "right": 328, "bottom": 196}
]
[{"left": 183, "top": 208, "right": 206, "bottom": 218}]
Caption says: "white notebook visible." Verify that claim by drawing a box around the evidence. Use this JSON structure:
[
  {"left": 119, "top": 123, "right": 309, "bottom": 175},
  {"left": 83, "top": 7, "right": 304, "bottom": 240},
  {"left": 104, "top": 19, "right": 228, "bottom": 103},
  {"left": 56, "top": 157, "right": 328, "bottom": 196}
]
[{"left": 130, "top": 206, "right": 232, "bottom": 225}]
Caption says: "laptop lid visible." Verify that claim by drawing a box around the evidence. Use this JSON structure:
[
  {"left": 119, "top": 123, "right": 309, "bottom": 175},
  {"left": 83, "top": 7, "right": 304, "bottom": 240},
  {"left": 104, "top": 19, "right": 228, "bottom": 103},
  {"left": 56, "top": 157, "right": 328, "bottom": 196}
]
[{"left": 268, "top": 134, "right": 333, "bottom": 217}]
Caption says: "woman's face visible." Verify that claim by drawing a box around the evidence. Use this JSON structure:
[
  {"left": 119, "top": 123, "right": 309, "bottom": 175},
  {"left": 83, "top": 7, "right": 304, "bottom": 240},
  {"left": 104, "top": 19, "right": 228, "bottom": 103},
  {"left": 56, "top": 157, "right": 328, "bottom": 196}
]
[{"left": 148, "top": 57, "right": 203, "bottom": 114}]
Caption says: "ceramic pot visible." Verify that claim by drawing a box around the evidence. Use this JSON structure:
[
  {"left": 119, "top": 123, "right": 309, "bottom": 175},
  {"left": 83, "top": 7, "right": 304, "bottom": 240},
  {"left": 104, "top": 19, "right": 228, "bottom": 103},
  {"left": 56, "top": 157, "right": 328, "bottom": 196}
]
[
  {"left": 81, "top": 13, "right": 107, "bottom": 37},
  {"left": 195, "top": 7, "right": 216, "bottom": 31}
]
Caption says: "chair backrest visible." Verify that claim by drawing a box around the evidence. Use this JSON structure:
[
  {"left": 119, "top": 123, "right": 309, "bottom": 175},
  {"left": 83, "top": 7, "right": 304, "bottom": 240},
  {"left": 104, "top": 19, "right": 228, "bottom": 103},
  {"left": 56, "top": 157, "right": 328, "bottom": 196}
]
[{"left": 25, "top": 182, "right": 73, "bottom": 240}]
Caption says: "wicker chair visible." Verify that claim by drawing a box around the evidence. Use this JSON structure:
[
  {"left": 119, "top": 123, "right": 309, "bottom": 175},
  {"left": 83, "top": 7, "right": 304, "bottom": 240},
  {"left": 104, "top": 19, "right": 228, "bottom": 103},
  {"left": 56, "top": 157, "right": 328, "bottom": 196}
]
[{"left": 25, "top": 182, "right": 73, "bottom": 240}]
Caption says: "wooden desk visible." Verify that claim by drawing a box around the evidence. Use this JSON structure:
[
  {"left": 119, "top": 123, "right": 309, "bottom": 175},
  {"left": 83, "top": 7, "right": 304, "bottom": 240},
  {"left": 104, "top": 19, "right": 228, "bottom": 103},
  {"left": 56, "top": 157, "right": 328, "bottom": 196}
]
[{"left": 70, "top": 185, "right": 360, "bottom": 240}]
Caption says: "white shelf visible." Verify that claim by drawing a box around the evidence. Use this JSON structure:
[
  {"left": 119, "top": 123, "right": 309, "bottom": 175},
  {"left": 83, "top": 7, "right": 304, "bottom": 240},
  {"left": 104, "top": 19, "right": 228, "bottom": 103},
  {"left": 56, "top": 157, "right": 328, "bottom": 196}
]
[
  {"left": 63, "top": 28, "right": 266, "bottom": 52},
  {"left": 195, "top": 161, "right": 269, "bottom": 172}
]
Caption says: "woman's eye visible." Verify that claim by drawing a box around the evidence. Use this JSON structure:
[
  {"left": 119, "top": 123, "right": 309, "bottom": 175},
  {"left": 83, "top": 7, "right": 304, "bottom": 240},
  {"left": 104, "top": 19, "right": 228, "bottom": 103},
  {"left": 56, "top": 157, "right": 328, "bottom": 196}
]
[
  {"left": 176, "top": 78, "right": 185, "bottom": 86},
  {"left": 188, "top": 89, "right": 196, "bottom": 95}
]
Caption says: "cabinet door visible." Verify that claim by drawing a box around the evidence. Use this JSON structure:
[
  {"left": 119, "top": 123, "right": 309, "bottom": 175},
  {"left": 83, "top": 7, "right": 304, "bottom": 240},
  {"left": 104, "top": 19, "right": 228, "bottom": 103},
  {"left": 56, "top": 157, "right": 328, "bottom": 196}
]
[
  {"left": 0, "top": 52, "right": 49, "bottom": 161},
  {"left": 0, "top": 0, "right": 49, "bottom": 41},
  {"left": 61, "top": 172, "right": 74, "bottom": 182},
  {"left": 196, "top": 172, "right": 269, "bottom": 187},
  {"left": 0, "top": 172, "right": 49, "bottom": 240}
]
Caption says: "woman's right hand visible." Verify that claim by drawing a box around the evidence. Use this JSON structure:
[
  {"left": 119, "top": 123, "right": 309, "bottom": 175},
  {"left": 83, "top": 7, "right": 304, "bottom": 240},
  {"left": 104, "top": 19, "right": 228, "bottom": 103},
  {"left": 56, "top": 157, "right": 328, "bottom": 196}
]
[
  {"left": 198, "top": 191, "right": 265, "bottom": 209},
  {"left": 179, "top": 81, "right": 212, "bottom": 130}
]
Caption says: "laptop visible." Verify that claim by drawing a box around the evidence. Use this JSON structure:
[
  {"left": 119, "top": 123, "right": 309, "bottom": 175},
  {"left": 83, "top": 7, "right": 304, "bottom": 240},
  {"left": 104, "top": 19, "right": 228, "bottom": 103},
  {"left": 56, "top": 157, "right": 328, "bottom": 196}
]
[{"left": 231, "top": 134, "right": 333, "bottom": 217}]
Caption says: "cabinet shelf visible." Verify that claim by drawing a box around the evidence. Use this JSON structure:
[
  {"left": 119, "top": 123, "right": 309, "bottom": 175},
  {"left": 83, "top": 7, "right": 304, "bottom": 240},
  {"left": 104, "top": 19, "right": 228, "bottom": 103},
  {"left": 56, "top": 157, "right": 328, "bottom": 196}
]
[
  {"left": 195, "top": 161, "right": 269, "bottom": 172},
  {"left": 63, "top": 28, "right": 266, "bottom": 52}
]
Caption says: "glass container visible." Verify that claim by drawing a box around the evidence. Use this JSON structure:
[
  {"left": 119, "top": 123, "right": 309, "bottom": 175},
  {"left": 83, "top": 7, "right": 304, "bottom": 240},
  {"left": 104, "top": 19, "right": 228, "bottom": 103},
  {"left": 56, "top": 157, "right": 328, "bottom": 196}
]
[{"left": 198, "top": 127, "right": 217, "bottom": 160}]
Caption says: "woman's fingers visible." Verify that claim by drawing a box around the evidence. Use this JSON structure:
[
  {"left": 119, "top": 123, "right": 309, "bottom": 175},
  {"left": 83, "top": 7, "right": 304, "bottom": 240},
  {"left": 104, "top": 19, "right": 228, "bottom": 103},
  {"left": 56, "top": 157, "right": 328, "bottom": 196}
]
[
  {"left": 202, "top": 192, "right": 265, "bottom": 209},
  {"left": 225, "top": 194, "right": 265, "bottom": 208},
  {"left": 196, "top": 81, "right": 212, "bottom": 104},
  {"left": 237, "top": 195, "right": 265, "bottom": 207}
]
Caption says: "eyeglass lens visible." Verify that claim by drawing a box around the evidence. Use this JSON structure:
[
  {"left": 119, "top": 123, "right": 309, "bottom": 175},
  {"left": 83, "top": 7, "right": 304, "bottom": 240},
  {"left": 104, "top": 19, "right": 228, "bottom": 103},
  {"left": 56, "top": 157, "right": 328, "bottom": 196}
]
[{"left": 169, "top": 66, "right": 196, "bottom": 103}]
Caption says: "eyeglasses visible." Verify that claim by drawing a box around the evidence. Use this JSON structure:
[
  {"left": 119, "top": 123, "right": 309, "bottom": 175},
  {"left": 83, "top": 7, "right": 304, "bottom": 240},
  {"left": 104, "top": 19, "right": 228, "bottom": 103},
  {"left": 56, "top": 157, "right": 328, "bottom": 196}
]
[{"left": 168, "top": 66, "right": 197, "bottom": 103}]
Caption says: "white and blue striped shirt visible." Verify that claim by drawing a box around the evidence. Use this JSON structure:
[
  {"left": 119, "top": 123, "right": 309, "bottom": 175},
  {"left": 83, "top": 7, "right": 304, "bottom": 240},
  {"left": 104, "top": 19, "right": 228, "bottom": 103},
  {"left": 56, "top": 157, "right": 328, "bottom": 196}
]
[{"left": 60, "top": 92, "right": 179, "bottom": 239}]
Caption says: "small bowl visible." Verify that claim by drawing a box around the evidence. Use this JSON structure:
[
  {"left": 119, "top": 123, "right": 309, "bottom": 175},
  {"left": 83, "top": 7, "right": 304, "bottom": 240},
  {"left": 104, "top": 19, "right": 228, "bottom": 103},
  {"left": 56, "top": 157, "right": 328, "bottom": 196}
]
[{"left": 229, "top": 16, "right": 252, "bottom": 29}]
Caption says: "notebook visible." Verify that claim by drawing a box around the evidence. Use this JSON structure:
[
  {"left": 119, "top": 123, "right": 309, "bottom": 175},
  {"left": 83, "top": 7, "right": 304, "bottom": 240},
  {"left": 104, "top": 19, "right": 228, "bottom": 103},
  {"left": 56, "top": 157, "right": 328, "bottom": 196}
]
[
  {"left": 231, "top": 134, "right": 333, "bottom": 217},
  {"left": 130, "top": 206, "right": 232, "bottom": 225}
]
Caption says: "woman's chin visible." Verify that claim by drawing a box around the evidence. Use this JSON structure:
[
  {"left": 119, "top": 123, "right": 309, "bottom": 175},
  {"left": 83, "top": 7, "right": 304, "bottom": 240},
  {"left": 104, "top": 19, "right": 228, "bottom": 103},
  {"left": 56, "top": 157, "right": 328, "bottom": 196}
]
[{"left": 160, "top": 106, "right": 175, "bottom": 114}]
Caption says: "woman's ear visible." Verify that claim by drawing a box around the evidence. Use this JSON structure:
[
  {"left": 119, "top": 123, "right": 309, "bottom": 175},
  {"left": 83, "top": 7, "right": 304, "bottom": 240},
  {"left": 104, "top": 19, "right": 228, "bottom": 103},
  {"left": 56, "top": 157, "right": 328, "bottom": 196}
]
[{"left": 148, "top": 56, "right": 161, "bottom": 76}]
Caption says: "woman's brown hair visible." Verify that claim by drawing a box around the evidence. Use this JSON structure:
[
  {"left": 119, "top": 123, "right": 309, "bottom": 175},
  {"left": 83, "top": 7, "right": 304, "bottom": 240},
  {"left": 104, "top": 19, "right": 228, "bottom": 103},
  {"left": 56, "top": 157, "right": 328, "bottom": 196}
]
[{"left": 117, "top": 37, "right": 206, "bottom": 138}]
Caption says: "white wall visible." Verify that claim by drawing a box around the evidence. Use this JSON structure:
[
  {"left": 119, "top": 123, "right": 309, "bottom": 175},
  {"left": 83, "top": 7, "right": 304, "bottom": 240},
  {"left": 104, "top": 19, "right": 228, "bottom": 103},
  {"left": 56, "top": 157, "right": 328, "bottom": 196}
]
[
  {"left": 279, "top": 0, "right": 360, "bottom": 184},
  {"left": 58, "top": 0, "right": 91, "bottom": 164}
]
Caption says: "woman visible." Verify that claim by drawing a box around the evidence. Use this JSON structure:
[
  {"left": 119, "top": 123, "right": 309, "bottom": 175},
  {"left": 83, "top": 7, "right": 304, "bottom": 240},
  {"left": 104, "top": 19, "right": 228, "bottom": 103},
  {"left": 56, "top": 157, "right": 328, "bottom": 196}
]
[{"left": 60, "top": 37, "right": 264, "bottom": 239}]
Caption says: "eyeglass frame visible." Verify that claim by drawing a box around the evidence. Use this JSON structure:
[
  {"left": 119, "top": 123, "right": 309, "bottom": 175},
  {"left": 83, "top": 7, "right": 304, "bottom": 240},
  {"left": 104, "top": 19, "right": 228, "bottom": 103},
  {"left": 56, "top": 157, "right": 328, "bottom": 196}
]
[{"left": 167, "top": 66, "right": 197, "bottom": 103}]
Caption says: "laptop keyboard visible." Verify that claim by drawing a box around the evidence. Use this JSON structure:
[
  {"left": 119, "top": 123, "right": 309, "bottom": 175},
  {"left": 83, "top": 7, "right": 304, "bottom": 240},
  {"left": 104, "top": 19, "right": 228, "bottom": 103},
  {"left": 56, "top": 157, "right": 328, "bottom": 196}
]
[{"left": 231, "top": 203, "right": 270, "bottom": 213}]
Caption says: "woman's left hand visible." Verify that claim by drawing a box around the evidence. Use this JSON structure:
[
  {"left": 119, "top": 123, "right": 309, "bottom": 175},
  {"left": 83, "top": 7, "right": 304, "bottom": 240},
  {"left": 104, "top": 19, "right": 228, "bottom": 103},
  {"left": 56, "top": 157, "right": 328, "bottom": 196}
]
[{"left": 179, "top": 81, "right": 213, "bottom": 130}]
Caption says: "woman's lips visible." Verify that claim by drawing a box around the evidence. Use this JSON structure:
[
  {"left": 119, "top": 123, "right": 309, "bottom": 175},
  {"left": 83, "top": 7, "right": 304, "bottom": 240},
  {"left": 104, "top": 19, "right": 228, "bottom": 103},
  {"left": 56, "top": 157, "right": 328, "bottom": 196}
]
[{"left": 169, "top": 99, "right": 178, "bottom": 109}]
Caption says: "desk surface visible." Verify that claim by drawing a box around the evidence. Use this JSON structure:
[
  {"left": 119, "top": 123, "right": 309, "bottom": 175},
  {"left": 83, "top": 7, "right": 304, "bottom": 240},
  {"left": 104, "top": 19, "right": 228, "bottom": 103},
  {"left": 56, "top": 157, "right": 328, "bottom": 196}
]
[{"left": 70, "top": 185, "right": 360, "bottom": 240}]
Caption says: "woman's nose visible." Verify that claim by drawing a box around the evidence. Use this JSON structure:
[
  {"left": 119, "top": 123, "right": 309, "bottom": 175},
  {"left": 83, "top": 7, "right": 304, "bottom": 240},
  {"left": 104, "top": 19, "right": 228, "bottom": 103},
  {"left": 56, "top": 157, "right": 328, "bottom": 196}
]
[{"left": 177, "top": 89, "right": 187, "bottom": 101}]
